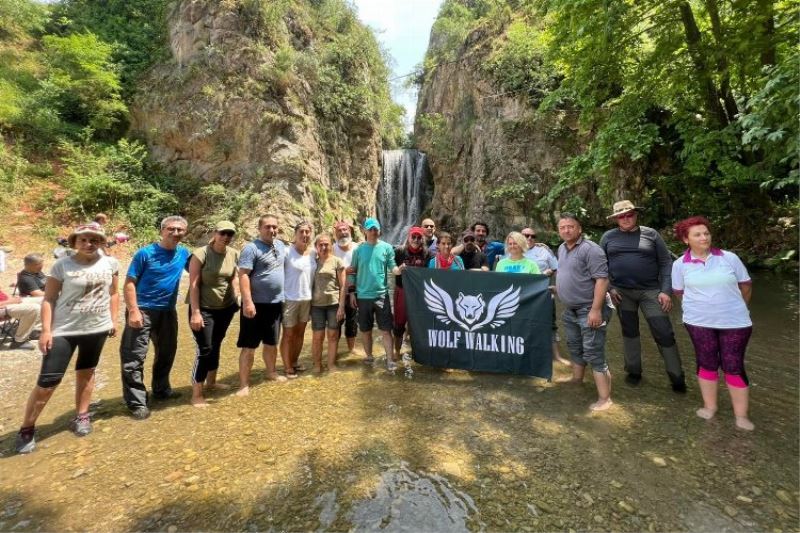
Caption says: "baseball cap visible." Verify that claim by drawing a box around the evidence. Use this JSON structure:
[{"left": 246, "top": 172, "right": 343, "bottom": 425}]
[
  {"left": 363, "top": 218, "right": 381, "bottom": 231},
  {"left": 214, "top": 220, "right": 236, "bottom": 233},
  {"left": 409, "top": 226, "right": 424, "bottom": 237}
]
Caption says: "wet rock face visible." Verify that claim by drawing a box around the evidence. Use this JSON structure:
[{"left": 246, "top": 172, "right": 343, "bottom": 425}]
[{"left": 130, "top": 0, "right": 381, "bottom": 238}]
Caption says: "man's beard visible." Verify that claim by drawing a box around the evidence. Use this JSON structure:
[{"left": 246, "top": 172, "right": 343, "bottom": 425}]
[{"left": 337, "top": 237, "right": 352, "bottom": 247}]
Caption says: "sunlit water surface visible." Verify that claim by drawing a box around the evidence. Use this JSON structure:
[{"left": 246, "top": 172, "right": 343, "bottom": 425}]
[{"left": 0, "top": 272, "right": 796, "bottom": 532}]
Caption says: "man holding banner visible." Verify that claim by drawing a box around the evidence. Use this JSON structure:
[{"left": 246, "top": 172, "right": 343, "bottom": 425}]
[{"left": 555, "top": 213, "right": 614, "bottom": 411}]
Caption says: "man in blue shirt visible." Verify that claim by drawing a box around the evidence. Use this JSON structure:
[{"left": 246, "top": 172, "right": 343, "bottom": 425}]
[
  {"left": 120, "top": 216, "right": 191, "bottom": 419},
  {"left": 236, "top": 214, "right": 287, "bottom": 394}
]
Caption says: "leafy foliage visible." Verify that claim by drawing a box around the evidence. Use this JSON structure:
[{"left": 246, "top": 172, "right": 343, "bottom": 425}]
[
  {"left": 41, "top": 32, "right": 126, "bottom": 133},
  {"left": 48, "top": 0, "right": 169, "bottom": 100},
  {"left": 422, "top": 0, "right": 798, "bottom": 249}
]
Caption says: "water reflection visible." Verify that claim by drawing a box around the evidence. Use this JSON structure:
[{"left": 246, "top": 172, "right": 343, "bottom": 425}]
[{"left": 348, "top": 462, "right": 482, "bottom": 532}]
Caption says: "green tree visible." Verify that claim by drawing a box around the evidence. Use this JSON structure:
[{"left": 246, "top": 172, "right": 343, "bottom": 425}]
[{"left": 41, "top": 32, "right": 127, "bottom": 134}]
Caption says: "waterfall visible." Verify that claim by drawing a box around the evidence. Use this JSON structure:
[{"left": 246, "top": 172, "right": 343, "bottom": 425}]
[{"left": 377, "top": 149, "right": 429, "bottom": 245}]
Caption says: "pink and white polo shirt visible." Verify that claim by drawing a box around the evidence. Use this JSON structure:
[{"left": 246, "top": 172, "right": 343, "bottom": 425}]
[{"left": 671, "top": 248, "right": 752, "bottom": 329}]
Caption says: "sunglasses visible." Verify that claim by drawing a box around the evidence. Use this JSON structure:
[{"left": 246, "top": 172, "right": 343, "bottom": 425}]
[
  {"left": 410, "top": 235, "right": 423, "bottom": 240},
  {"left": 218, "top": 230, "right": 235, "bottom": 237},
  {"left": 463, "top": 237, "right": 475, "bottom": 242},
  {"left": 616, "top": 212, "right": 636, "bottom": 220},
  {"left": 522, "top": 233, "right": 536, "bottom": 239},
  {"left": 423, "top": 224, "right": 435, "bottom": 228}
]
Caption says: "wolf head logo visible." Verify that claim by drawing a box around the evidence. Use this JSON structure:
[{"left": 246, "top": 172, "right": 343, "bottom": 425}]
[
  {"left": 456, "top": 293, "right": 484, "bottom": 324},
  {"left": 424, "top": 280, "right": 520, "bottom": 332}
]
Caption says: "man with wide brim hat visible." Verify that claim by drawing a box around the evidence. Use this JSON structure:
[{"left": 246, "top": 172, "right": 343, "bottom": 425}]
[
  {"left": 600, "top": 200, "right": 686, "bottom": 393},
  {"left": 606, "top": 200, "right": 642, "bottom": 219}
]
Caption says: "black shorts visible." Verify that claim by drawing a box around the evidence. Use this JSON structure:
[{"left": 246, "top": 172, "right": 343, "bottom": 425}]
[
  {"left": 237, "top": 302, "right": 282, "bottom": 348},
  {"left": 38, "top": 331, "right": 109, "bottom": 388},
  {"left": 357, "top": 294, "right": 393, "bottom": 332}
]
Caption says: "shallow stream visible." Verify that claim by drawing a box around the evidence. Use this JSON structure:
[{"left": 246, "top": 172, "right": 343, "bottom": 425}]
[{"left": 0, "top": 272, "right": 797, "bottom": 531}]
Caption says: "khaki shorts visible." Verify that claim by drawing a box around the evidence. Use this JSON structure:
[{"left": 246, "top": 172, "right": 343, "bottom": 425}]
[{"left": 283, "top": 300, "right": 311, "bottom": 328}]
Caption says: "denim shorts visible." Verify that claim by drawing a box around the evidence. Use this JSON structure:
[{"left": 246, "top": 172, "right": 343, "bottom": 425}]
[
  {"left": 562, "top": 305, "right": 612, "bottom": 372},
  {"left": 311, "top": 304, "right": 340, "bottom": 331}
]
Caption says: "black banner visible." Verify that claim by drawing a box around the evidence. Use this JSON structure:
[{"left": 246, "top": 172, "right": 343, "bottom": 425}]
[{"left": 403, "top": 268, "right": 553, "bottom": 378}]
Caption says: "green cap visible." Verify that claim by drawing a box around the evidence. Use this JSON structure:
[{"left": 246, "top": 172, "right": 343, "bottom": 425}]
[{"left": 214, "top": 220, "right": 236, "bottom": 233}]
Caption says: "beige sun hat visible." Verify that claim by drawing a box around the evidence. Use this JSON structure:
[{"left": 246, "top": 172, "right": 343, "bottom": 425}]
[{"left": 607, "top": 200, "right": 642, "bottom": 219}]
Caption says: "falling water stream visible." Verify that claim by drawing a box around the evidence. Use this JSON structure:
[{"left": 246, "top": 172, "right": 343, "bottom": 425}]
[{"left": 377, "top": 149, "right": 430, "bottom": 244}]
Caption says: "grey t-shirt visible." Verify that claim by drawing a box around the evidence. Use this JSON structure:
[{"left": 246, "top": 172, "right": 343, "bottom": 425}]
[
  {"left": 556, "top": 237, "right": 608, "bottom": 309},
  {"left": 238, "top": 238, "right": 286, "bottom": 304},
  {"left": 50, "top": 255, "right": 119, "bottom": 336}
]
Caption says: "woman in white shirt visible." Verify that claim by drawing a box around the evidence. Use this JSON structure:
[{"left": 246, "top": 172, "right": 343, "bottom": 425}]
[
  {"left": 281, "top": 221, "right": 316, "bottom": 378},
  {"left": 15, "top": 223, "right": 119, "bottom": 453},
  {"left": 671, "top": 216, "right": 754, "bottom": 431}
]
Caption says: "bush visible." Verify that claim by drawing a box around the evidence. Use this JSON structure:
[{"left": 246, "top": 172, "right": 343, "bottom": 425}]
[
  {"left": 41, "top": 32, "right": 127, "bottom": 134},
  {"left": 58, "top": 131, "right": 179, "bottom": 238}
]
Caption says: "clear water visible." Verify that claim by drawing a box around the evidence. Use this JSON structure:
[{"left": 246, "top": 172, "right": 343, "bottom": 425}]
[{"left": 0, "top": 273, "right": 796, "bottom": 531}]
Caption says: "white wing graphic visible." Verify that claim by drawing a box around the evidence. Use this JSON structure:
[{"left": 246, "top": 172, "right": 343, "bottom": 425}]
[
  {"left": 469, "top": 285, "right": 520, "bottom": 331},
  {"left": 424, "top": 280, "right": 470, "bottom": 330}
]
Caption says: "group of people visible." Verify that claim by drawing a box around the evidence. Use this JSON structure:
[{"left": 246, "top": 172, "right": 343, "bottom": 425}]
[{"left": 12, "top": 200, "right": 757, "bottom": 454}]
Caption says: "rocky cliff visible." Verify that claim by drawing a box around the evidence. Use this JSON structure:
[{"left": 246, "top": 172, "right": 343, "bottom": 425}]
[
  {"left": 130, "top": 0, "right": 393, "bottom": 239},
  {"left": 414, "top": 23, "right": 647, "bottom": 239}
]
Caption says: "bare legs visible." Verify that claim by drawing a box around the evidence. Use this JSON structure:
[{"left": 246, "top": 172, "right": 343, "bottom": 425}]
[
  {"left": 280, "top": 322, "right": 308, "bottom": 377},
  {"left": 696, "top": 372, "right": 754, "bottom": 430},
  {"left": 556, "top": 364, "right": 613, "bottom": 411},
  {"left": 313, "top": 329, "right": 340, "bottom": 372},
  {"left": 21, "top": 367, "right": 96, "bottom": 428},
  {"left": 237, "top": 344, "right": 284, "bottom": 396},
  {"left": 361, "top": 329, "right": 395, "bottom": 364}
]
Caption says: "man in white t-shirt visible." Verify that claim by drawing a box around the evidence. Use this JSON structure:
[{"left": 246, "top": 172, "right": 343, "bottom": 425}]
[{"left": 333, "top": 221, "right": 359, "bottom": 352}]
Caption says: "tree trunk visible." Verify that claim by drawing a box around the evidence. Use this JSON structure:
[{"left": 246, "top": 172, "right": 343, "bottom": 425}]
[
  {"left": 703, "top": 0, "right": 739, "bottom": 122},
  {"left": 677, "top": 1, "right": 728, "bottom": 127},
  {"left": 758, "top": 0, "right": 776, "bottom": 66}
]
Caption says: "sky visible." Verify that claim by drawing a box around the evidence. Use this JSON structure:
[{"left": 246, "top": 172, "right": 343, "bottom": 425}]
[{"left": 352, "top": 0, "right": 444, "bottom": 131}]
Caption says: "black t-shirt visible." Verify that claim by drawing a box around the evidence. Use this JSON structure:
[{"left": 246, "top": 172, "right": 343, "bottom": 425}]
[
  {"left": 394, "top": 246, "right": 431, "bottom": 288},
  {"left": 16, "top": 270, "right": 46, "bottom": 296},
  {"left": 459, "top": 249, "right": 488, "bottom": 270}
]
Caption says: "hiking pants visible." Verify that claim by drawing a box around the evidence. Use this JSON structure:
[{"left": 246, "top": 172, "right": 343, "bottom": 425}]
[
  {"left": 120, "top": 308, "right": 178, "bottom": 409},
  {"left": 616, "top": 287, "right": 684, "bottom": 383}
]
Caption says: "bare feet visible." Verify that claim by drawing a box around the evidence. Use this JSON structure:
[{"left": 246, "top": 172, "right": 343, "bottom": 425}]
[
  {"left": 556, "top": 376, "right": 582, "bottom": 384},
  {"left": 265, "top": 373, "right": 288, "bottom": 383},
  {"left": 191, "top": 397, "right": 208, "bottom": 408},
  {"left": 236, "top": 386, "right": 250, "bottom": 397},
  {"left": 695, "top": 407, "right": 717, "bottom": 420},
  {"left": 735, "top": 416, "right": 755, "bottom": 431},
  {"left": 590, "top": 398, "right": 613, "bottom": 411},
  {"left": 328, "top": 365, "right": 339, "bottom": 373},
  {"left": 206, "top": 382, "right": 231, "bottom": 391},
  {"left": 313, "top": 365, "right": 323, "bottom": 374}
]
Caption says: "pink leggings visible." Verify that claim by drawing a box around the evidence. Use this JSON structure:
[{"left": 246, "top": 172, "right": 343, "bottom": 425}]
[{"left": 684, "top": 324, "right": 752, "bottom": 388}]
